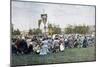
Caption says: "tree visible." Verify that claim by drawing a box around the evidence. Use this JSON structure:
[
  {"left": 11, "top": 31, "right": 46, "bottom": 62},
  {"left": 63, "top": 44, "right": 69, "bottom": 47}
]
[
  {"left": 28, "top": 29, "right": 33, "bottom": 35},
  {"left": 52, "top": 25, "right": 61, "bottom": 34},
  {"left": 64, "top": 25, "right": 73, "bottom": 34},
  {"left": 64, "top": 25, "right": 89, "bottom": 34},
  {"left": 33, "top": 28, "right": 42, "bottom": 35},
  {"left": 48, "top": 23, "right": 61, "bottom": 35},
  {"left": 48, "top": 23, "right": 53, "bottom": 35},
  {"left": 73, "top": 25, "right": 89, "bottom": 34},
  {"left": 13, "top": 29, "right": 20, "bottom": 35}
]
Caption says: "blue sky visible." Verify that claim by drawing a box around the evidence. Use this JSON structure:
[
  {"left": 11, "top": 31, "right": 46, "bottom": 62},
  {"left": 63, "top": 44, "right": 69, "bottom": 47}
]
[{"left": 12, "top": 1, "right": 95, "bottom": 31}]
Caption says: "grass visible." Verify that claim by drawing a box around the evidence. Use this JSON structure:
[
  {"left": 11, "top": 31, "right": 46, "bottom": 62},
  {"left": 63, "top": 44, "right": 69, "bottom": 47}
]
[{"left": 11, "top": 47, "right": 96, "bottom": 66}]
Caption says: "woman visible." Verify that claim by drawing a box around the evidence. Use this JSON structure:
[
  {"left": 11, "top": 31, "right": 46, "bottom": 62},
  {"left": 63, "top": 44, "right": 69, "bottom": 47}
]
[
  {"left": 39, "top": 38, "right": 49, "bottom": 55},
  {"left": 59, "top": 37, "right": 65, "bottom": 51},
  {"left": 83, "top": 36, "right": 88, "bottom": 48}
]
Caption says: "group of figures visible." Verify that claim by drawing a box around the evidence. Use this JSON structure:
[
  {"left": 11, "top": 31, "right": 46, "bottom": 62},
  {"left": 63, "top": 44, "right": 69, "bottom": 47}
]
[{"left": 11, "top": 34, "right": 95, "bottom": 55}]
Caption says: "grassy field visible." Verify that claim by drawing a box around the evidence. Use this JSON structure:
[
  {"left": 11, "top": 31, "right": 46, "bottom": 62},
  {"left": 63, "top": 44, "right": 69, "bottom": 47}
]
[{"left": 11, "top": 47, "right": 96, "bottom": 66}]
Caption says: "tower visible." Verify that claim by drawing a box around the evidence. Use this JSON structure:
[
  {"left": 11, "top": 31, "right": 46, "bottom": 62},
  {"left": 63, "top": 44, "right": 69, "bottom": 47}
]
[{"left": 40, "top": 9, "right": 48, "bottom": 35}]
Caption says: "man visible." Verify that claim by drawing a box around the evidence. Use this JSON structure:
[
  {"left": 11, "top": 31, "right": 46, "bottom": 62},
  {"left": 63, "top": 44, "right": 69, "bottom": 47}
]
[
  {"left": 67, "top": 36, "right": 74, "bottom": 48},
  {"left": 74, "top": 39, "right": 79, "bottom": 48},
  {"left": 19, "top": 36, "right": 28, "bottom": 54},
  {"left": 28, "top": 42, "right": 33, "bottom": 54},
  {"left": 15, "top": 37, "right": 21, "bottom": 54},
  {"left": 53, "top": 37, "right": 60, "bottom": 52},
  {"left": 12, "top": 40, "right": 17, "bottom": 54},
  {"left": 83, "top": 36, "right": 88, "bottom": 48},
  {"left": 64, "top": 38, "right": 68, "bottom": 48}
]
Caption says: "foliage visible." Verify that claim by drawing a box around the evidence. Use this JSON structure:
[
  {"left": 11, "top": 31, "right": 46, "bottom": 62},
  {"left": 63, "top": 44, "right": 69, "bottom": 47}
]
[
  {"left": 33, "top": 28, "right": 42, "bottom": 35},
  {"left": 48, "top": 23, "right": 61, "bottom": 35},
  {"left": 28, "top": 28, "right": 42, "bottom": 35},
  {"left": 64, "top": 25, "right": 73, "bottom": 34},
  {"left": 12, "top": 29, "right": 20, "bottom": 35},
  {"left": 28, "top": 29, "right": 33, "bottom": 35},
  {"left": 48, "top": 23, "right": 53, "bottom": 35},
  {"left": 52, "top": 25, "right": 61, "bottom": 34},
  {"left": 64, "top": 25, "right": 89, "bottom": 34}
]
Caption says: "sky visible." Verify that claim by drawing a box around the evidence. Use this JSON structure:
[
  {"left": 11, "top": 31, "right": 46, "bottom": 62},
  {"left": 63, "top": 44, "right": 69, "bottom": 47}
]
[{"left": 12, "top": 1, "right": 95, "bottom": 31}]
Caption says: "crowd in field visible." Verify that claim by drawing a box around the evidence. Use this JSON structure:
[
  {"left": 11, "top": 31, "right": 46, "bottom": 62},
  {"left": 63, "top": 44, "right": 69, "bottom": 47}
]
[{"left": 11, "top": 34, "right": 95, "bottom": 55}]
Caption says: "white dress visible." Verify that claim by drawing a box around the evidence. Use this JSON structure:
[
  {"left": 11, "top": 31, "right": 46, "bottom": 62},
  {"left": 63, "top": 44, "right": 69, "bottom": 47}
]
[
  {"left": 40, "top": 40, "right": 49, "bottom": 55},
  {"left": 60, "top": 43, "right": 65, "bottom": 51},
  {"left": 59, "top": 38, "right": 65, "bottom": 51}
]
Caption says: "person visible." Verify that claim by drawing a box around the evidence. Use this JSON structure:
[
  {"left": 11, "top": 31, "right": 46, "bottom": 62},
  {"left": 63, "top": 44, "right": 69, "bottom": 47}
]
[
  {"left": 60, "top": 43, "right": 65, "bottom": 51},
  {"left": 59, "top": 37, "right": 65, "bottom": 51},
  {"left": 67, "top": 36, "right": 74, "bottom": 48},
  {"left": 64, "top": 38, "right": 68, "bottom": 48},
  {"left": 53, "top": 37, "right": 60, "bottom": 52},
  {"left": 47, "top": 37, "right": 53, "bottom": 53},
  {"left": 28, "top": 42, "right": 33, "bottom": 54},
  {"left": 33, "top": 43, "right": 40, "bottom": 54},
  {"left": 11, "top": 41, "right": 17, "bottom": 54},
  {"left": 82, "top": 36, "right": 88, "bottom": 48},
  {"left": 15, "top": 37, "right": 21, "bottom": 54},
  {"left": 19, "top": 36, "right": 28, "bottom": 54},
  {"left": 39, "top": 38, "right": 49, "bottom": 55},
  {"left": 78, "top": 36, "right": 83, "bottom": 48},
  {"left": 32, "top": 36, "right": 41, "bottom": 54},
  {"left": 31, "top": 36, "right": 37, "bottom": 42},
  {"left": 74, "top": 39, "right": 79, "bottom": 48}
]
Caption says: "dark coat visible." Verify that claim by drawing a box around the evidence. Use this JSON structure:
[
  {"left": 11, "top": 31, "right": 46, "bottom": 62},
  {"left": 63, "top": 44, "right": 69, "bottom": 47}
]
[
  {"left": 19, "top": 40, "right": 28, "bottom": 53},
  {"left": 83, "top": 38, "right": 88, "bottom": 48}
]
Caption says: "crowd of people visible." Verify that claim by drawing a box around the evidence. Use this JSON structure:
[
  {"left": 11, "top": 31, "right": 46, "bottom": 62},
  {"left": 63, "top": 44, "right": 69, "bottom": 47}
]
[{"left": 11, "top": 34, "right": 95, "bottom": 55}]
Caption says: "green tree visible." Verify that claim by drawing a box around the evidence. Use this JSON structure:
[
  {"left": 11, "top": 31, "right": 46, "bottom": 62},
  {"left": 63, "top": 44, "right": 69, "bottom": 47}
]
[
  {"left": 33, "top": 28, "right": 42, "bottom": 35},
  {"left": 52, "top": 25, "right": 61, "bottom": 34},
  {"left": 64, "top": 25, "right": 73, "bottom": 34},
  {"left": 64, "top": 25, "right": 89, "bottom": 34},
  {"left": 13, "top": 29, "right": 20, "bottom": 35},
  {"left": 73, "top": 25, "right": 89, "bottom": 34},
  {"left": 48, "top": 23, "right": 53, "bottom": 35},
  {"left": 48, "top": 24, "right": 61, "bottom": 35},
  {"left": 28, "top": 29, "right": 33, "bottom": 35}
]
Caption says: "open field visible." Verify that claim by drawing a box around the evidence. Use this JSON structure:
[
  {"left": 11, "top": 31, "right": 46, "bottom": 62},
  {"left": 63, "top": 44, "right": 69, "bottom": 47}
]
[{"left": 11, "top": 47, "right": 96, "bottom": 66}]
